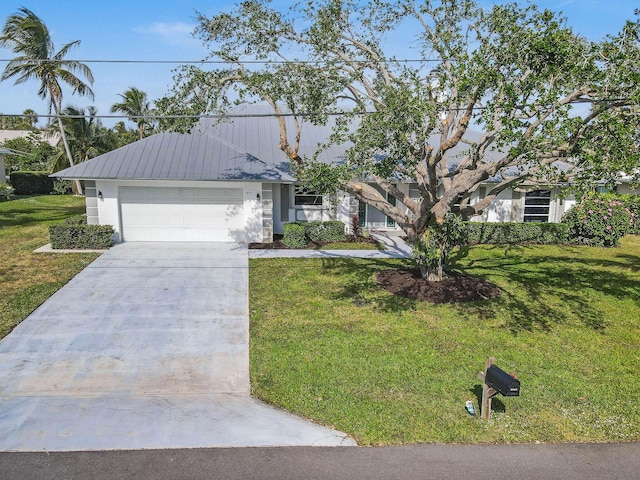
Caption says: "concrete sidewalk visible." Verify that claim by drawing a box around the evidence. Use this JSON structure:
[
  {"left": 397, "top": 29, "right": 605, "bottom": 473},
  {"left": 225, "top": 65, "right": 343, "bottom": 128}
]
[
  {"left": 0, "top": 242, "right": 354, "bottom": 451},
  {"left": 249, "top": 230, "right": 412, "bottom": 259}
]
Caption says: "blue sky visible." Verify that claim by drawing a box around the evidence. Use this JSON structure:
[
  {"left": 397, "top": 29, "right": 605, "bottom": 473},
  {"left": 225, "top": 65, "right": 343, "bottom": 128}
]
[{"left": 0, "top": 0, "right": 636, "bottom": 129}]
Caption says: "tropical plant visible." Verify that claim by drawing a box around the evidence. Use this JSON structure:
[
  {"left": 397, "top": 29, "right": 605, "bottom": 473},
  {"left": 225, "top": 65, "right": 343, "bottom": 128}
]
[
  {"left": 22, "top": 108, "right": 38, "bottom": 128},
  {"left": 157, "top": 0, "right": 640, "bottom": 281},
  {"left": 0, "top": 7, "right": 94, "bottom": 193},
  {"left": 49, "top": 106, "right": 118, "bottom": 172},
  {"left": 0, "top": 110, "right": 37, "bottom": 130},
  {"left": 111, "top": 87, "right": 153, "bottom": 140}
]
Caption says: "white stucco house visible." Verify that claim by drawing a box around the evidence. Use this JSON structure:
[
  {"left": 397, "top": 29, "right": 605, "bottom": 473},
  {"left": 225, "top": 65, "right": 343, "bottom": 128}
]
[{"left": 51, "top": 105, "right": 635, "bottom": 244}]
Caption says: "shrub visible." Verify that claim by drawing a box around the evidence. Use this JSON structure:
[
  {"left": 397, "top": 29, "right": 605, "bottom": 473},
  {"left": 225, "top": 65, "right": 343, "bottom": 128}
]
[
  {"left": 466, "top": 222, "right": 569, "bottom": 245},
  {"left": 283, "top": 223, "right": 307, "bottom": 248},
  {"left": 52, "top": 179, "right": 72, "bottom": 195},
  {"left": 304, "top": 221, "right": 346, "bottom": 242},
  {"left": 350, "top": 215, "right": 362, "bottom": 238},
  {"left": 626, "top": 195, "right": 640, "bottom": 235},
  {"left": 9, "top": 171, "right": 54, "bottom": 195},
  {"left": 0, "top": 183, "right": 14, "bottom": 201},
  {"left": 562, "top": 194, "right": 632, "bottom": 247},
  {"left": 49, "top": 216, "right": 114, "bottom": 249}
]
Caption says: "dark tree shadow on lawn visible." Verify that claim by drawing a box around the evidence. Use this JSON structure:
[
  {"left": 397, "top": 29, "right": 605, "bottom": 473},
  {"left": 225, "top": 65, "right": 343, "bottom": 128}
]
[
  {"left": 317, "top": 245, "right": 639, "bottom": 333},
  {"left": 449, "top": 245, "right": 640, "bottom": 333},
  {"left": 320, "top": 257, "right": 418, "bottom": 313}
]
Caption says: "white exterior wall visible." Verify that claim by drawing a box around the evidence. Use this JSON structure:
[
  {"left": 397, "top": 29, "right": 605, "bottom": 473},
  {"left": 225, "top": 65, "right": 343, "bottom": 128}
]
[
  {"left": 94, "top": 179, "right": 263, "bottom": 243},
  {"left": 336, "top": 190, "right": 353, "bottom": 228},
  {"left": 618, "top": 183, "right": 638, "bottom": 196},
  {"left": 482, "top": 189, "right": 514, "bottom": 222}
]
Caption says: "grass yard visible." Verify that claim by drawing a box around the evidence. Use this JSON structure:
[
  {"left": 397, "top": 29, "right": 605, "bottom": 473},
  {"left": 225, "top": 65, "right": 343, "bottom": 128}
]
[
  {"left": 249, "top": 237, "right": 640, "bottom": 445},
  {"left": 0, "top": 195, "right": 100, "bottom": 339}
]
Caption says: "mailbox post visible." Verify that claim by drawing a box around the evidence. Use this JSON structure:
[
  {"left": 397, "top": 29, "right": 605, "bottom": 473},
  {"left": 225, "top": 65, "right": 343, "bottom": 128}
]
[{"left": 476, "top": 357, "right": 520, "bottom": 420}]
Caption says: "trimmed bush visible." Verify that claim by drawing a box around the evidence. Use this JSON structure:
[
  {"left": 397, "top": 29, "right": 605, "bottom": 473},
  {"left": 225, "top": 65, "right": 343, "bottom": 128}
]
[
  {"left": 626, "top": 195, "right": 640, "bottom": 235},
  {"left": 284, "top": 221, "right": 348, "bottom": 247},
  {"left": 283, "top": 223, "right": 307, "bottom": 248},
  {"left": 49, "top": 216, "right": 114, "bottom": 250},
  {"left": 0, "top": 183, "right": 14, "bottom": 201},
  {"left": 562, "top": 194, "right": 632, "bottom": 247},
  {"left": 304, "top": 221, "right": 347, "bottom": 242},
  {"left": 466, "top": 222, "right": 569, "bottom": 245},
  {"left": 9, "top": 171, "right": 54, "bottom": 195}
]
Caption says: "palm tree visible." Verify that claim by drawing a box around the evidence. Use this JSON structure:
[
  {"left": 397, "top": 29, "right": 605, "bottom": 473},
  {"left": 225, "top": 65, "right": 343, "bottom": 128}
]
[
  {"left": 0, "top": 7, "right": 94, "bottom": 193},
  {"left": 22, "top": 108, "right": 38, "bottom": 128},
  {"left": 111, "top": 87, "right": 153, "bottom": 140},
  {"left": 49, "top": 106, "right": 117, "bottom": 172}
]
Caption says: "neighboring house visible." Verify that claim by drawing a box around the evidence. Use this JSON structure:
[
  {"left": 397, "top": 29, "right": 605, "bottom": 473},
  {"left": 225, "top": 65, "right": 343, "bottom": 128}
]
[
  {"left": 0, "top": 129, "right": 60, "bottom": 182},
  {"left": 52, "top": 105, "right": 637, "bottom": 243},
  {"left": 0, "top": 129, "right": 59, "bottom": 147}
]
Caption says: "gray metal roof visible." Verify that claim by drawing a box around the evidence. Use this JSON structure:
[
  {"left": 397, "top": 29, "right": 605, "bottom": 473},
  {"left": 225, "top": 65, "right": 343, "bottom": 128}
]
[{"left": 52, "top": 104, "right": 347, "bottom": 182}]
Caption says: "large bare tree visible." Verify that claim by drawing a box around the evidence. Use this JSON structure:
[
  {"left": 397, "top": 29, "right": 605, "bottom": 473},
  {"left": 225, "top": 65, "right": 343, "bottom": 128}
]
[{"left": 157, "top": 0, "right": 640, "bottom": 280}]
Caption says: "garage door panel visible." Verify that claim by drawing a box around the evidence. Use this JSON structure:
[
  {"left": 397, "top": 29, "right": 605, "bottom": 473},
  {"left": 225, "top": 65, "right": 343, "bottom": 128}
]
[{"left": 120, "top": 187, "right": 244, "bottom": 242}]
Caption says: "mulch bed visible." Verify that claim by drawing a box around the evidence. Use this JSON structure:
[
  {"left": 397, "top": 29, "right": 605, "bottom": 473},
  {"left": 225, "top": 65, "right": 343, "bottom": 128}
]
[{"left": 376, "top": 268, "right": 501, "bottom": 303}]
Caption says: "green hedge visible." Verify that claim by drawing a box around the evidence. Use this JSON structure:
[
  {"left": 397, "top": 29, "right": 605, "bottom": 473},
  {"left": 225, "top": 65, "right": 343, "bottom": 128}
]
[
  {"left": 466, "top": 222, "right": 569, "bottom": 245},
  {"left": 283, "top": 223, "right": 307, "bottom": 248},
  {"left": 49, "top": 216, "right": 114, "bottom": 249},
  {"left": 284, "top": 221, "right": 347, "bottom": 248},
  {"left": 304, "top": 221, "right": 346, "bottom": 242},
  {"left": 9, "top": 171, "right": 54, "bottom": 195}
]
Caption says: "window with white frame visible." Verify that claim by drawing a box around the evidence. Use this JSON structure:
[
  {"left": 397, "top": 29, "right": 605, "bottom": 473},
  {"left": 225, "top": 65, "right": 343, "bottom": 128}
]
[
  {"left": 386, "top": 193, "right": 396, "bottom": 227},
  {"left": 294, "top": 185, "right": 323, "bottom": 206},
  {"left": 523, "top": 189, "right": 551, "bottom": 222}
]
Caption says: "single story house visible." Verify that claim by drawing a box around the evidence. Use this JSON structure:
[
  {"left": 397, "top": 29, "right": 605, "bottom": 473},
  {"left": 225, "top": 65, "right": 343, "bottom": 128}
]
[{"left": 52, "top": 105, "right": 635, "bottom": 243}]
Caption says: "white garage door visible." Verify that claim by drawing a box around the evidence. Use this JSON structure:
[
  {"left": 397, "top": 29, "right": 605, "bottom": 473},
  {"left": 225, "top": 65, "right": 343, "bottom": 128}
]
[{"left": 120, "top": 186, "right": 244, "bottom": 242}]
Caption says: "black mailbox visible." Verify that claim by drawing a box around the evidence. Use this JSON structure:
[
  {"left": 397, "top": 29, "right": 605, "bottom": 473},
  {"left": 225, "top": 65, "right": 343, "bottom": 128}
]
[{"left": 485, "top": 365, "right": 520, "bottom": 396}]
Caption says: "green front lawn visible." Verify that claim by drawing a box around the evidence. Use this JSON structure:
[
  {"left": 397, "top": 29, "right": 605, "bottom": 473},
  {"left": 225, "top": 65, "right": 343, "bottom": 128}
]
[
  {"left": 250, "top": 237, "right": 640, "bottom": 445},
  {"left": 0, "top": 195, "right": 99, "bottom": 339}
]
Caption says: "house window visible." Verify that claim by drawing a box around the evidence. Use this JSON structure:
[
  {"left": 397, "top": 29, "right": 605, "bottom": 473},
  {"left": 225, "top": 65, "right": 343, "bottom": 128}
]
[
  {"left": 294, "top": 185, "right": 323, "bottom": 206},
  {"left": 386, "top": 194, "right": 396, "bottom": 227},
  {"left": 596, "top": 185, "right": 617, "bottom": 194},
  {"left": 408, "top": 184, "right": 421, "bottom": 200},
  {"left": 524, "top": 189, "right": 551, "bottom": 222},
  {"left": 358, "top": 201, "right": 367, "bottom": 227}
]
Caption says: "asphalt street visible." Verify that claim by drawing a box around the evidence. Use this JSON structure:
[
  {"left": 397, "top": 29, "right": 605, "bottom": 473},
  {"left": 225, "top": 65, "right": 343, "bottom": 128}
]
[{"left": 2, "top": 443, "right": 639, "bottom": 480}]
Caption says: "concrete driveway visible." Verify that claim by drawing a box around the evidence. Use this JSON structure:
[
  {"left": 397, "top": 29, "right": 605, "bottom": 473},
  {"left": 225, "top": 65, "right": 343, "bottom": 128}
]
[{"left": 0, "top": 242, "right": 355, "bottom": 451}]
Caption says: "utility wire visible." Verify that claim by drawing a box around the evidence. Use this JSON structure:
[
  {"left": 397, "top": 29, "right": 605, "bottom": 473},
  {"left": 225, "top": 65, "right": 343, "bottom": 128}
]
[
  {"left": 0, "top": 58, "right": 441, "bottom": 65},
  {"left": 0, "top": 97, "right": 617, "bottom": 122}
]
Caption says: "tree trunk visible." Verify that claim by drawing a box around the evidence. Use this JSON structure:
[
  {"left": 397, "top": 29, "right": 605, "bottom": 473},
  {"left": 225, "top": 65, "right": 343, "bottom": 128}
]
[
  {"left": 404, "top": 221, "right": 448, "bottom": 283},
  {"left": 55, "top": 111, "right": 83, "bottom": 195}
]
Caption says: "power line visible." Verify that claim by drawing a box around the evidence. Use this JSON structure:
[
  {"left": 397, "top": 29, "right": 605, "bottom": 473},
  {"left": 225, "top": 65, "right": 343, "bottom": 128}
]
[
  {"left": 0, "top": 111, "right": 378, "bottom": 121},
  {"left": 0, "top": 58, "right": 441, "bottom": 65}
]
